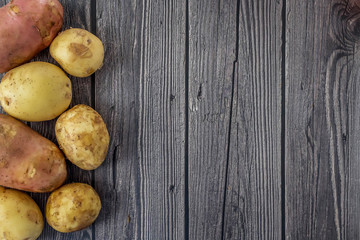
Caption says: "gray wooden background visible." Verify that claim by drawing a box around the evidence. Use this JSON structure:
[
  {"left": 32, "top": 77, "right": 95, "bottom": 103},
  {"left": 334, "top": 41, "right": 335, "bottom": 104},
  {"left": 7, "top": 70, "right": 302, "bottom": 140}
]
[{"left": 1, "top": 0, "right": 360, "bottom": 239}]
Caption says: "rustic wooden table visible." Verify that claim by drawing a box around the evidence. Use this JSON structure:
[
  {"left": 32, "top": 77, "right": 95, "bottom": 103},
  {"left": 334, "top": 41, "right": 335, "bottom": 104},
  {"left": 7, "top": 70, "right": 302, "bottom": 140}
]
[{"left": 1, "top": 0, "right": 360, "bottom": 239}]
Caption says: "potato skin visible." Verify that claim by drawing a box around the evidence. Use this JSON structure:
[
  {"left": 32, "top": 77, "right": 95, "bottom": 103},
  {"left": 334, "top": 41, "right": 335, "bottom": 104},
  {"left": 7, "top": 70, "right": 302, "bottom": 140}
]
[
  {"left": 46, "top": 183, "right": 101, "bottom": 233},
  {"left": 0, "top": 114, "right": 67, "bottom": 192},
  {"left": 0, "top": 0, "right": 63, "bottom": 73},
  {"left": 0, "top": 62, "right": 72, "bottom": 122},
  {"left": 50, "top": 28, "right": 104, "bottom": 77},
  {"left": 55, "top": 104, "right": 109, "bottom": 170},
  {"left": 0, "top": 186, "right": 44, "bottom": 240}
]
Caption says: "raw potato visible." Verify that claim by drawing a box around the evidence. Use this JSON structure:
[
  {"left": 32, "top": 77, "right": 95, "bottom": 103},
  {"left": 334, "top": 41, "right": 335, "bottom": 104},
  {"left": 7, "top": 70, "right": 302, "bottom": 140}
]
[
  {"left": 46, "top": 183, "right": 101, "bottom": 233},
  {"left": 0, "top": 0, "right": 63, "bottom": 73},
  {"left": 50, "top": 28, "right": 104, "bottom": 77},
  {"left": 55, "top": 104, "right": 109, "bottom": 170},
  {"left": 0, "top": 114, "right": 67, "bottom": 192},
  {"left": 0, "top": 62, "right": 72, "bottom": 122},
  {"left": 0, "top": 186, "right": 44, "bottom": 240}
]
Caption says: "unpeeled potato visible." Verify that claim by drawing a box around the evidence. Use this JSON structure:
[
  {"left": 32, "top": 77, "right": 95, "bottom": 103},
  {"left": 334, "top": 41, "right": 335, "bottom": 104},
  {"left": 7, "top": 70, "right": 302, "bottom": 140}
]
[
  {"left": 46, "top": 183, "right": 101, "bottom": 233},
  {"left": 0, "top": 0, "right": 64, "bottom": 73},
  {"left": 0, "top": 114, "right": 67, "bottom": 193},
  {"left": 55, "top": 104, "right": 109, "bottom": 170},
  {"left": 0, "top": 62, "right": 72, "bottom": 122},
  {"left": 0, "top": 186, "right": 44, "bottom": 240},
  {"left": 50, "top": 28, "right": 104, "bottom": 77}
]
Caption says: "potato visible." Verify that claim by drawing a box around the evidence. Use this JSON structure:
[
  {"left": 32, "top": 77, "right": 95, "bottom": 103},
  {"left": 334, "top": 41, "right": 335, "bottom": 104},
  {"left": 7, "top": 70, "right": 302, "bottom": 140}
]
[
  {"left": 50, "top": 28, "right": 104, "bottom": 77},
  {"left": 0, "top": 62, "right": 72, "bottom": 122},
  {"left": 0, "top": 186, "right": 44, "bottom": 240},
  {"left": 0, "top": 114, "right": 67, "bottom": 192},
  {"left": 55, "top": 104, "right": 109, "bottom": 170},
  {"left": 0, "top": 0, "right": 63, "bottom": 73},
  {"left": 46, "top": 183, "right": 101, "bottom": 233}
]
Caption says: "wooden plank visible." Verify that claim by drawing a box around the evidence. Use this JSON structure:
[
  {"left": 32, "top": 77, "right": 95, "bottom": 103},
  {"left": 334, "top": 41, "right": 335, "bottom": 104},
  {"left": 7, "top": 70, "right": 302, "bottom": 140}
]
[
  {"left": 187, "top": 0, "right": 237, "bottom": 238},
  {"left": 188, "top": 0, "right": 282, "bottom": 239},
  {"left": 346, "top": 3, "right": 360, "bottom": 239},
  {"left": 92, "top": 0, "right": 139, "bottom": 238},
  {"left": 286, "top": 0, "right": 360, "bottom": 239},
  {"left": 222, "top": 0, "right": 283, "bottom": 239},
  {"left": 94, "top": 0, "right": 186, "bottom": 239}
]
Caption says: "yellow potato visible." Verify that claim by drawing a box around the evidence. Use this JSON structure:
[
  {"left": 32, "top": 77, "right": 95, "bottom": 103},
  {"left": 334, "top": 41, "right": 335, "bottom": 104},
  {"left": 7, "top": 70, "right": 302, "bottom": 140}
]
[
  {"left": 46, "top": 183, "right": 101, "bottom": 233},
  {"left": 0, "top": 186, "right": 44, "bottom": 240},
  {"left": 50, "top": 28, "right": 104, "bottom": 77},
  {"left": 55, "top": 104, "right": 109, "bottom": 170},
  {"left": 0, "top": 62, "right": 72, "bottom": 122}
]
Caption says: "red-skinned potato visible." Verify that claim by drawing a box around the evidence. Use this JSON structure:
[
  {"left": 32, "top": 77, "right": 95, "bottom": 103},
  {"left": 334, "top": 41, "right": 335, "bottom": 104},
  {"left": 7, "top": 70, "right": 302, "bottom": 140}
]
[
  {"left": 0, "top": 0, "right": 63, "bottom": 73},
  {"left": 0, "top": 114, "right": 67, "bottom": 192}
]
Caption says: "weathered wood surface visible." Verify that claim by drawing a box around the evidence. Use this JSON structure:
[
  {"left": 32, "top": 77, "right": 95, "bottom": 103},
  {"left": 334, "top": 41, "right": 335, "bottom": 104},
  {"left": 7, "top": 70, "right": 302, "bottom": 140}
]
[
  {"left": 222, "top": 0, "right": 283, "bottom": 239},
  {"left": 188, "top": 0, "right": 282, "bottom": 239},
  {"left": 2, "top": 0, "right": 360, "bottom": 239},
  {"left": 286, "top": 0, "right": 360, "bottom": 239},
  {"left": 187, "top": 0, "right": 236, "bottom": 238},
  {"left": 94, "top": 0, "right": 187, "bottom": 239}
]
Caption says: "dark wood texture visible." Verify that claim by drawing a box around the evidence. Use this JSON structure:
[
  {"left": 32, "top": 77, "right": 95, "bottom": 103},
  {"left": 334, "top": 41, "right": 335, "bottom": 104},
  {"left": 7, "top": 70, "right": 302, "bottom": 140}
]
[
  {"left": 94, "top": 0, "right": 186, "bottom": 240},
  {"left": 2, "top": 0, "right": 360, "bottom": 239},
  {"left": 223, "top": 0, "right": 283, "bottom": 239},
  {"left": 92, "top": 0, "right": 141, "bottom": 239},
  {"left": 188, "top": 0, "right": 282, "bottom": 239},
  {"left": 187, "top": 0, "right": 236, "bottom": 239},
  {"left": 187, "top": 0, "right": 236, "bottom": 238},
  {"left": 286, "top": 0, "right": 360, "bottom": 239}
]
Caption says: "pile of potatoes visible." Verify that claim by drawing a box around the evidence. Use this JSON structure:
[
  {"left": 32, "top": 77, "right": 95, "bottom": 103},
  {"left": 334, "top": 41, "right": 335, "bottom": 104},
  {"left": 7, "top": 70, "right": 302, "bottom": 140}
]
[{"left": 0, "top": 0, "right": 109, "bottom": 239}]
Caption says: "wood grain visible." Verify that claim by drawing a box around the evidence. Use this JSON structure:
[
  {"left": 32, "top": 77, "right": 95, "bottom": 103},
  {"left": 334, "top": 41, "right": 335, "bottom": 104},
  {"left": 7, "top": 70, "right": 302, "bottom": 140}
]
[
  {"left": 93, "top": 0, "right": 140, "bottom": 239},
  {"left": 94, "top": 0, "right": 186, "bottom": 239},
  {"left": 286, "top": 0, "right": 360, "bottom": 239},
  {"left": 346, "top": 3, "right": 360, "bottom": 239},
  {"left": 187, "top": 0, "right": 237, "bottom": 239},
  {"left": 136, "top": 1, "right": 187, "bottom": 239},
  {"left": 222, "top": 0, "right": 283, "bottom": 239}
]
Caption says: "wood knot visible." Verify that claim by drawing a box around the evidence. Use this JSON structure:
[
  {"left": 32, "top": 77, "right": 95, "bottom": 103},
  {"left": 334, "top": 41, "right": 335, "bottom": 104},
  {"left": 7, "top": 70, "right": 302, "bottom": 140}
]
[
  {"left": 346, "top": 12, "right": 360, "bottom": 39},
  {"left": 330, "top": 2, "right": 360, "bottom": 50}
]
